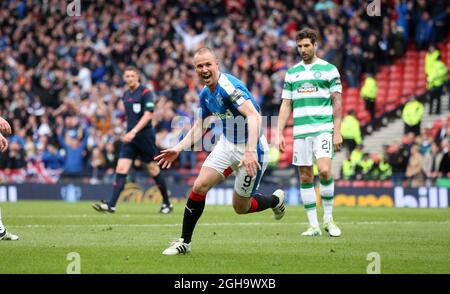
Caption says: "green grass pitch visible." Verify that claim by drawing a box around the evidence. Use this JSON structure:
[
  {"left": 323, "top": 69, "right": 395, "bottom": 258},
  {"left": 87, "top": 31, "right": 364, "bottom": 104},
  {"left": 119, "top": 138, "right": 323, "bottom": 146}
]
[{"left": 1, "top": 201, "right": 449, "bottom": 274}]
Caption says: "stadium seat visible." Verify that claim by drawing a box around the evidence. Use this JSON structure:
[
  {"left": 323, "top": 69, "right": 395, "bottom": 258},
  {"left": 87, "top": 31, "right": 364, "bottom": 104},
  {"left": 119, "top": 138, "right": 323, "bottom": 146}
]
[
  {"left": 381, "top": 180, "right": 393, "bottom": 188},
  {"left": 385, "top": 103, "right": 397, "bottom": 112},
  {"left": 352, "top": 180, "right": 367, "bottom": 188}
]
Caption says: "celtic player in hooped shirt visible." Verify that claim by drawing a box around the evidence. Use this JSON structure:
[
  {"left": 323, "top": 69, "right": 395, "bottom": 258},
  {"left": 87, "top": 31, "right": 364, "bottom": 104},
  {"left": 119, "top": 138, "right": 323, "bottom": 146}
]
[{"left": 276, "top": 28, "right": 343, "bottom": 237}]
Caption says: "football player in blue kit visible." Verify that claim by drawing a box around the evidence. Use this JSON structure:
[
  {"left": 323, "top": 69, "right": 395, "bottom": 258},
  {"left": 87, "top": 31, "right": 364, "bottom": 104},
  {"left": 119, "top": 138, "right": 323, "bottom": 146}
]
[{"left": 156, "top": 48, "right": 286, "bottom": 255}]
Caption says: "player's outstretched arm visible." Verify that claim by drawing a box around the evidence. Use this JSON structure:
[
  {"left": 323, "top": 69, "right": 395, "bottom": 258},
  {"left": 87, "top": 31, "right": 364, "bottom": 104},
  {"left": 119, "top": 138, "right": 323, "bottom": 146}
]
[
  {"left": 275, "top": 99, "right": 292, "bottom": 153},
  {"left": 155, "top": 118, "right": 205, "bottom": 169},
  {"left": 0, "top": 117, "right": 11, "bottom": 136},
  {"left": 156, "top": 149, "right": 180, "bottom": 169},
  {"left": 0, "top": 133, "right": 8, "bottom": 152}
]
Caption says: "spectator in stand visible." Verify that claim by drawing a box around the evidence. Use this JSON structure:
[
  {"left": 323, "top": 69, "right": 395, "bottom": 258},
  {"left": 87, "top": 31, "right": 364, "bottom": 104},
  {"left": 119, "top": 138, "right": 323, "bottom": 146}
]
[
  {"left": 418, "top": 126, "right": 432, "bottom": 155},
  {"left": 344, "top": 45, "right": 362, "bottom": 88},
  {"left": 395, "top": 0, "right": 409, "bottom": 42},
  {"left": 405, "top": 144, "right": 425, "bottom": 187},
  {"left": 402, "top": 98, "right": 424, "bottom": 136},
  {"left": 89, "top": 146, "right": 106, "bottom": 184},
  {"left": 341, "top": 110, "right": 362, "bottom": 153},
  {"left": 172, "top": 19, "right": 209, "bottom": 53},
  {"left": 425, "top": 45, "right": 440, "bottom": 77},
  {"left": 0, "top": 141, "right": 26, "bottom": 170},
  {"left": 91, "top": 104, "right": 112, "bottom": 136},
  {"left": 41, "top": 142, "right": 65, "bottom": 171},
  {"left": 415, "top": 11, "right": 434, "bottom": 50},
  {"left": 357, "top": 153, "right": 374, "bottom": 181},
  {"left": 388, "top": 141, "right": 410, "bottom": 186},
  {"left": 103, "top": 141, "right": 120, "bottom": 183},
  {"left": 360, "top": 74, "right": 378, "bottom": 121},
  {"left": 438, "top": 139, "right": 450, "bottom": 177},
  {"left": 426, "top": 55, "right": 448, "bottom": 115},
  {"left": 350, "top": 144, "right": 364, "bottom": 167},
  {"left": 423, "top": 142, "right": 444, "bottom": 186},
  {"left": 434, "top": 120, "right": 448, "bottom": 145},
  {"left": 314, "top": 0, "right": 335, "bottom": 11},
  {"left": 378, "top": 150, "right": 393, "bottom": 181},
  {"left": 362, "top": 34, "right": 379, "bottom": 75},
  {"left": 341, "top": 152, "right": 355, "bottom": 180},
  {"left": 57, "top": 125, "right": 89, "bottom": 176}
]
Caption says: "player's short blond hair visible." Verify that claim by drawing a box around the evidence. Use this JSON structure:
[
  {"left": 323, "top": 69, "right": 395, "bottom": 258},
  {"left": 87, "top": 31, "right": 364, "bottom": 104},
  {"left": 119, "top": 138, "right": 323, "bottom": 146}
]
[{"left": 193, "top": 47, "right": 218, "bottom": 59}]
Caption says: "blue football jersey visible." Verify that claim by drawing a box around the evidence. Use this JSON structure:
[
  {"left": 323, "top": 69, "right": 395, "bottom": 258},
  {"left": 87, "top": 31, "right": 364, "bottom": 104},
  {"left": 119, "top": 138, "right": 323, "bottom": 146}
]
[{"left": 199, "top": 73, "right": 261, "bottom": 144}]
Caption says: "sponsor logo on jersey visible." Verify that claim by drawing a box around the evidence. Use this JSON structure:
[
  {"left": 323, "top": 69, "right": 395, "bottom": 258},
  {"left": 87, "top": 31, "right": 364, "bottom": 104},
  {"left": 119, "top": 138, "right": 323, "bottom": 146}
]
[
  {"left": 212, "top": 109, "right": 234, "bottom": 119},
  {"left": 297, "top": 82, "right": 318, "bottom": 94}
]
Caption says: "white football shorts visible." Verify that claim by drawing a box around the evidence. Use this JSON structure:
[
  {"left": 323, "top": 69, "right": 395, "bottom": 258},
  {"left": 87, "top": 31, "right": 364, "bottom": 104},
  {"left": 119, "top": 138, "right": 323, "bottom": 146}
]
[
  {"left": 292, "top": 132, "right": 333, "bottom": 166},
  {"left": 203, "top": 135, "right": 269, "bottom": 197}
]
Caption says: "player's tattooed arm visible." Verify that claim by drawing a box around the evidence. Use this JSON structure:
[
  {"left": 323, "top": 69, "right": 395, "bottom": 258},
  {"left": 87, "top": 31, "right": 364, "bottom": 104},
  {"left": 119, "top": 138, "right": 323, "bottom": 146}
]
[{"left": 331, "top": 92, "right": 343, "bottom": 152}]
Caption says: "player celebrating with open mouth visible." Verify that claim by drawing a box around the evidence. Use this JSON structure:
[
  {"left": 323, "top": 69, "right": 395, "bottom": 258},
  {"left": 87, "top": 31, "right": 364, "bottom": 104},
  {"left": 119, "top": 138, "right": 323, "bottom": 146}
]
[{"left": 156, "top": 47, "right": 286, "bottom": 255}]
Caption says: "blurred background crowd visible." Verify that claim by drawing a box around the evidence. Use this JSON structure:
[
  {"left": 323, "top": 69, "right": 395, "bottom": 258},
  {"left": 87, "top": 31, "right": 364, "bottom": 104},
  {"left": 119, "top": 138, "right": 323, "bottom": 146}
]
[{"left": 0, "top": 0, "right": 449, "bottom": 186}]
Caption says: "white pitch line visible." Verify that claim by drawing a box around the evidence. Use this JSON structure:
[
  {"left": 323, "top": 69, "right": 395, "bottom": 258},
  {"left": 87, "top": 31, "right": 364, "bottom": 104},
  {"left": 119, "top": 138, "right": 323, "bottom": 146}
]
[
  {"left": 8, "top": 220, "right": 450, "bottom": 228},
  {"left": 10, "top": 222, "right": 301, "bottom": 228},
  {"left": 10, "top": 215, "right": 450, "bottom": 224},
  {"left": 12, "top": 214, "right": 151, "bottom": 218}
]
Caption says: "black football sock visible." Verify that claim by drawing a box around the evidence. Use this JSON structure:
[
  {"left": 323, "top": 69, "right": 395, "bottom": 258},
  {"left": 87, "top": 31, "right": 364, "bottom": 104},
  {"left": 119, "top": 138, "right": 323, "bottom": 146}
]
[
  {"left": 153, "top": 173, "right": 171, "bottom": 205},
  {"left": 108, "top": 173, "right": 127, "bottom": 208},
  {"left": 248, "top": 193, "right": 279, "bottom": 213},
  {"left": 181, "top": 191, "right": 206, "bottom": 243}
]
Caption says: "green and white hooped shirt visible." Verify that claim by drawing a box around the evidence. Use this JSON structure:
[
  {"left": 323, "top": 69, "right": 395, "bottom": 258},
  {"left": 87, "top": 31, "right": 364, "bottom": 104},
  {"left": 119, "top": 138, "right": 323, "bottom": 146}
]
[{"left": 281, "top": 58, "right": 342, "bottom": 139}]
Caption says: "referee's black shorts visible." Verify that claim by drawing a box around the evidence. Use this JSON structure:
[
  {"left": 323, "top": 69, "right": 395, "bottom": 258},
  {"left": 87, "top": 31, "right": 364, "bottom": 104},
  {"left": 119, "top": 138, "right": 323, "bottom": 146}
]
[{"left": 119, "top": 130, "right": 159, "bottom": 164}]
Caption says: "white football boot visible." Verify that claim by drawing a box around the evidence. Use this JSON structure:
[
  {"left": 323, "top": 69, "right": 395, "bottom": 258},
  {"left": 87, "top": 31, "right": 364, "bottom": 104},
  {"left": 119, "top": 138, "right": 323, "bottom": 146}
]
[
  {"left": 162, "top": 238, "right": 191, "bottom": 255},
  {"left": 272, "top": 189, "right": 286, "bottom": 220},
  {"left": 301, "top": 226, "right": 322, "bottom": 236},
  {"left": 324, "top": 220, "right": 342, "bottom": 237},
  {"left": 0, "top": 229, "right": 19, "bottom": 241}
]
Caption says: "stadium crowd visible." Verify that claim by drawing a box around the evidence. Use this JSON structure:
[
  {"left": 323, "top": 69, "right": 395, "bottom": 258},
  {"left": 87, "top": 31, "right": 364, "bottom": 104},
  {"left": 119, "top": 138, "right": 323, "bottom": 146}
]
[
  {"left": 0, "top": 0, "right": 449, "bottom": 185},
  {"left": 340, "top": 118, "right": 450, "bottom": 187}
]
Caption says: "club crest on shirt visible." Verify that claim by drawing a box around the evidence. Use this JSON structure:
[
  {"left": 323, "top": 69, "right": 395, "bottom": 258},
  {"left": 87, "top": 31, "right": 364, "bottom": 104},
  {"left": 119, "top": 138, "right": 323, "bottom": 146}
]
[
  {"left": 133, "top": 103, "right": 141, "bottom": 113},
  {"left": 215, "top": 94, "right": 224, "bottom": 106}
]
